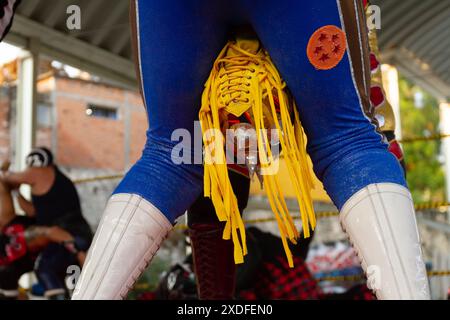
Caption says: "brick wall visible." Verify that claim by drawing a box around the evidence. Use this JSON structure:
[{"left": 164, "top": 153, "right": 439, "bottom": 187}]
[
  {"left": 1, "top": 75, "right": 149, "bottom": 229},
  {"left": 35, "top": 76, "right": 55, "bottom": 150},
  {"left": 1, "top": 74, "right": 147, "bottom": 171},
  {"left": 129, "top": 104, "right": 147, "bottom": 165},
  {"left": 0, "top": 86, "right": 11, "bottom": 160},
  {"left": 54, "top": 77, "right": 146, "bottom": 171}
]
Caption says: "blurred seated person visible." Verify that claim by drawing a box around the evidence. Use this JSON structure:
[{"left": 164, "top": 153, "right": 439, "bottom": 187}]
[
  {"left": 235, "top": 227, "right": 374, "bottom": 300},
  {"left": 145, "top": 226, "right": 374, "bottom": 300},
  {"left": 186, "top": 161, "right": 377, "bottom": 300},
  {"left": 0, "top": 148, "right": 92, "bottom": 299}
]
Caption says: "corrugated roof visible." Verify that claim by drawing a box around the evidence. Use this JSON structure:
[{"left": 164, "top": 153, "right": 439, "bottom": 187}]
[
  {"left": 5, "top": 0, "right": 450, "bottom": 99},
  {"left": 373, "top": 0, "right": 449, "bottom": 100},
  {"left": 16, "top": 0, "right": 131, "bottom": 58}
]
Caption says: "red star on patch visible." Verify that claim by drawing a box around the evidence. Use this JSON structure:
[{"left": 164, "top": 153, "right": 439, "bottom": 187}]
[{"left": 307, "top": 25, "right": 347, "bottom": 70}]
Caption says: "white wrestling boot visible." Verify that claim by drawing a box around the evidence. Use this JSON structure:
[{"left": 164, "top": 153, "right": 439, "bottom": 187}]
[
  {"left": 340, "top": 183, "right": 431, "bottom": 300},
  {"left": 72, "top": 194, "right": 172, "bottom": 300}
]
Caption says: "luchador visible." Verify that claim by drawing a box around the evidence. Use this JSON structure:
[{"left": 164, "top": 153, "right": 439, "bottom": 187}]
[
  {"left": 0, "top": 0, "right": 430, "bottom": 300},
  {"left": 185, "top": 0, "right": 409, "bottom": 300},
  {"left": 72, "top": 0, "right": 429, "bottom": 300}
]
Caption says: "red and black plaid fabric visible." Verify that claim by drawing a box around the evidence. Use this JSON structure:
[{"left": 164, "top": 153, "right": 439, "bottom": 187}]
[
  {"left": 236, "top": 254, "right": 376, "bottom": 300},
  {"left": 241, "top": 256, "right": 322, "bottom": 300}
]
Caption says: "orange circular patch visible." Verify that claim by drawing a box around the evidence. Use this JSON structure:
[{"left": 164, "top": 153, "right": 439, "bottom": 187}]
[{"left": 307, "top": 25, "right": 347, "bottom": 70}]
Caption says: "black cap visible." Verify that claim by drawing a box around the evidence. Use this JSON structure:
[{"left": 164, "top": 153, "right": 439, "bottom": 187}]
[{"left": 25, "top": 147, "right": 54, "bottom": 168}]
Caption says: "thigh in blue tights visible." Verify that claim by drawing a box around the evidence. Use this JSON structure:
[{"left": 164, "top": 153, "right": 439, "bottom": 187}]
[{"left": 118, "top": 0, "right": 406, "bottom": 224}]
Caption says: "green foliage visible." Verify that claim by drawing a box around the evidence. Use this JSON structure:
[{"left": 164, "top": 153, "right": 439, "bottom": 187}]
[{"left": 399, "top": 76, "right": 445, "bottom": 203}]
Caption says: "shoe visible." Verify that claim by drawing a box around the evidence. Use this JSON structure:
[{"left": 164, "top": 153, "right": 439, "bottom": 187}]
[
  {"left": 189, "top": 223, "right": 236, "bottom": 299},
  {"left": 340, "top": 183, "right": 431, "bottom": 299},
  {"left": 72, "top": 194, "right": 172, "bottom": 300}
]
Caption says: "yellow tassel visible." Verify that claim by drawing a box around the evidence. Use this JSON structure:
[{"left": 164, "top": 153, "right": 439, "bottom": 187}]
[{"left": 199, "top": 39, "right": 315, "bottom": 266}]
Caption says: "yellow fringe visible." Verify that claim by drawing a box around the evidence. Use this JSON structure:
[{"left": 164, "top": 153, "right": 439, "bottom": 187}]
[{"left": 199, "top": 41, "right": 315, "bottom": 267}]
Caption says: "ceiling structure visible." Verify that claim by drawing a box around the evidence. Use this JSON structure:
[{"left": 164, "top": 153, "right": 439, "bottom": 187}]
[
  {"left": 372, "top": 0, "right": 450, "bottom": 101},
  {"left": 6, "top": 0, "right": 135, "bottom": 87},
  {"left": 5, "top": 0, "right": 450, "bottom": 100}
]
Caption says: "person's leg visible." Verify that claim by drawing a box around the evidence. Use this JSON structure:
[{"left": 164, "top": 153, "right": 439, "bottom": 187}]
[
  {"left": 187, "top": 170, "right": 250, "bottom": 300},
  {"left": 25, "top": 226, "right": 89, "bottom": 266},
  {"left": 245, "top": 0, "right": 429, "bottom": 299},
  {"left": 0, "top": 169, "right": 30, "bottom": 300},
  {"left": 0, "top": 163, "right": 15, "bottom": 229},
  {"left": 0, "top": 254, "right": 34, "bottom": 300},
  {"left": 72, "top": 0, "right": 232, "bottom": 300},
  {"left": 35, "top": 243, "right": 75, "bottom": 300}
]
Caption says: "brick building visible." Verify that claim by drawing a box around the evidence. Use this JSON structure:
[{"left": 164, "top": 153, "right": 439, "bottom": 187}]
[
  {"left": 0, "top": 61, "right": 189, "bottom": 277},
  {"left": 0, "top": 61, "right": 148, "bottom": 226},
  {"left": 1, "top": 66, "right": 147, "bottom": 169}
]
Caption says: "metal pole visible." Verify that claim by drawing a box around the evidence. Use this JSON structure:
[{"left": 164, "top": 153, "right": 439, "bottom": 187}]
[
  {"left": 381, "top": 64, "right": 402, "bottom": 140},
  {"left": 15, "top": 38, "right": 39, "bottom": 294},
  {"left": 439, "top": 102, "right": 450, "bottom": 221},
  {"left": 15, "top": 38, "right": 39, "bottom": 172}
]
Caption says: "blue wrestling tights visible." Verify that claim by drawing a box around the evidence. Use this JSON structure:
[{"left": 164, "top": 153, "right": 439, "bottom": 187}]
[
  {"left": 73, "top": 0, "right": 429, "bottom": 300},
  {"left": 115, "top": 0, "right": 405, "bottom": 222}
]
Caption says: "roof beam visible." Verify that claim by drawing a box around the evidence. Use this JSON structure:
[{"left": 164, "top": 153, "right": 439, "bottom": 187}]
[
  {"left": 403, "top": 6, "right": 450, "bottom": 49},
  {"left": 5, "top": 14, "right": 137, "bottom": 89},
  {"left": 392, "top": 50, "right": 450, "bottom": 101},
  {"left": 18, "top": 0, "right": 41, "bottom": 17},
  {"left": 388, "top": 1, "right": 449, "bottom": 50},
  {"left": 397, "top": 65, "right": 448, "bottom": 102},
  {"left": 377, "top": 0, "right": 419, "bottom": 47},
  {"left": 90, "top": 1, "right": 128, "bottom": 47},
  {"left": 71, "top": 0, "right": 107, "bottom": 39},
  {"left": 434, "top": 54, "right": 450, "bottom": 77},
  {"left": 382, "top": 0, "right": 438, "bottom": 49},
  {"left": 110, "top": 28, "right": 131, "bottom": 55},
  {"left": 44, "top": 0, "right": 71, "bottom": 28},
  {"left": 414, "top": 20, "right": 450, "bottom": 58},
  {"left": 408, "top": 19, "right": 450, "bottom": 56}
]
